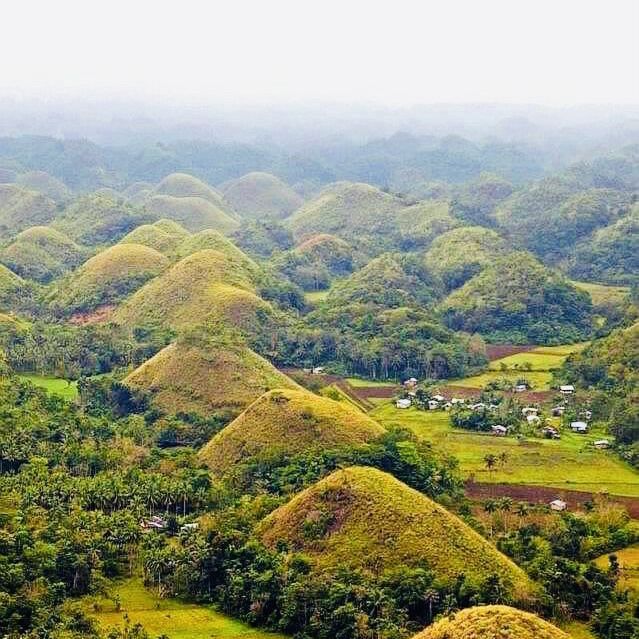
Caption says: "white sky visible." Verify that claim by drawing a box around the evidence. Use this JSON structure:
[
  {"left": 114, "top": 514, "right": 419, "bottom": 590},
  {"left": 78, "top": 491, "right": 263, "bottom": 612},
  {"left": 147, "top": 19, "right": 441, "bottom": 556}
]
[{"left": 2, "top": 0, "right": 638, "bottom": 106}]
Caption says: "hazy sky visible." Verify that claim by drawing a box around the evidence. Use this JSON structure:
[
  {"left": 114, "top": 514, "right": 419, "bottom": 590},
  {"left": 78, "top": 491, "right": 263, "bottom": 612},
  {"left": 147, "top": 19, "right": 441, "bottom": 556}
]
[{"left": 3, "top": 0, "right": 638, "bottom": 106}]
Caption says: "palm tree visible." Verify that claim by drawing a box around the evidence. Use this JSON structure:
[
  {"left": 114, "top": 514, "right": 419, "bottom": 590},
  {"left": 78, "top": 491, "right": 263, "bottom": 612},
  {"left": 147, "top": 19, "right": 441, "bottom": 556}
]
[
  {"left": 484, "top": 454, "right": 497, "bottom": 476},
  {"left": 483, "top": 499, "right": 498, "bottom": 537}
]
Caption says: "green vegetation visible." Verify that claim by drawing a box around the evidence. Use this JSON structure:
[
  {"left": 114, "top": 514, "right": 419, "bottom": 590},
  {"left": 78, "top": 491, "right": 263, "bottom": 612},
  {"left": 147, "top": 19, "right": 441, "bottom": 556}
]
[
  {"left": 16, "top": 170, "right": 70, "bottom": 202},
  {"left": 119, "top": 218, "right": 190, "bottom": 254},
  {"left": 413, "top": 605, "right": 569, "bottom": 639},
  {"left": 571, "top": 281, "right": 630, "bottom": 307},
  {"left": 396, "top": 199, "right": 460, "bottom": 249},
  {"left": 124, "top": 330, "right": 300, "bottom": 418},
  {"left": 87, "top": 578, "right": 285, "bottom": 639},
  {"left": 17, "top": 373, "right": 78, "bottom": 400},
  {"left": 222, "top": 171, "right": 303, "bottom": 219},
  {"left": 198, "top": 388, "right": 385, "bottom": 475},
  {"left": 0, "top": 183, "right": 57, "bottom": 238},
  {"left": 154, "top": 172, "right": 228, "bottom": 208},
  {"left": 54, "top": 193, "right": 157, "bottom": 245},
  {"left": 442, "top": 252, "right": 593, "bottom": 344},
  {"left": 50, "top": 243, "right": 169, "bottom": 314},
  {"left": 259, "top": 466, "right": 535, "bottom": 601},
  {"left": 424, "top": 226, "right": 508, "bottom": 289},
  {"left": 1, "top": 225, "right": 85, "bottom": 282},
  {"left": 145, "top": 194, "right": 238, "bottom": 233}
]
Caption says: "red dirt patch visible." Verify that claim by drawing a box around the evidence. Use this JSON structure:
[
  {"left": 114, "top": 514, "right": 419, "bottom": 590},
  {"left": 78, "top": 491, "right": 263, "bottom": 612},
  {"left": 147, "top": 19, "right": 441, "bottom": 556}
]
[
  {"left": 69, "top": 305, "right": 115, "bottom": 325},
  {"left": 485, "top": 344, "right": 536, "bottom": 361},
  {"left": 465, "top": 481, "right": 639, "bottom": 518}
]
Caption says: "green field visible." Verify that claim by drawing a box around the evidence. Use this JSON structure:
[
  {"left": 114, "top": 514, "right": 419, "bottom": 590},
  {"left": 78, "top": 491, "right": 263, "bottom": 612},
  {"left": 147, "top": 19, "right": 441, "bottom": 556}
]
[
  {"left": 86, "top": 578, "right": 287, "bottom": 639},
  {"left": 487, "top": 351, "right": 566, "bottom": 371},
  {"left": 371, "top": 404, "right": 639, "bottom": 496},
  {"left": 346, "top": 377, "right": 398, "bottom": 388},
  {"left": 18, "top": 374, "right": 78, "bottom": 400},
  {"left": 453, "top": 369, "right": 554, "bottom": 390},
  {"left": 304, "top": 289, "right": 329, "bottom": 303},
  {"left": 562, "top": 621, "right": 598, "bottom": 639}
]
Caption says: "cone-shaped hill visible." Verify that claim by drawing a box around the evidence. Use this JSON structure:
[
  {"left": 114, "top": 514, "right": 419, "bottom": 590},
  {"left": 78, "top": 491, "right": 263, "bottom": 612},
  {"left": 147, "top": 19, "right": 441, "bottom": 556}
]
[
  {"left": 113, "top": 248, "right": 268, "bottom": 333},
  {"left": 154, "top": 173, "right": 226, "bottom": 207},
  {"left": 15, "top": 171, "right": 70, "bottom": 203},
  {"left": 0, "top": 264, "right": 34, "bottom": 313},
  {"left": 144, "top": 194, "right": 238, "bottom": 233},
  {"left": 119, "top": 219, "right": 190, "bottom": 254},
  {"left": 124, "top": 333, "right": 300, "bottom": 417},
  {"left": 288, "top": 182, "right": 407, "bottom": 246},
  {"left": 258, "top": 467, "right": 536, "bottom": 603},
  {"left": 198, "top": 388, "right": 385, "bottom": 474},
  {"left": 411, "top": 605, "right": 568, "bottom": 639},
  {"left": 0, "top": 184, "right": 57, "bottom": 239},
  {"left": 441, "top": 251, "right": 593, "bottom": 344},
  {"left": 50, "top": 243, "right": 169, "bottom": 314},
  {"left": 222, "top": 172, "right": 303, "bottom": 219},
  {"left": 1, "top": 226, "right": 85, "bottom": 283}
]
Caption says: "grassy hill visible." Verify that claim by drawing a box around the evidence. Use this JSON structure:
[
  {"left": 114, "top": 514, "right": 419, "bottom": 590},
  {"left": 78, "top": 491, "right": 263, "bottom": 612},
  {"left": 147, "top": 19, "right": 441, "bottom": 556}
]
[
  {"left": 222, "top": 171, "right": 303, "bottom": 219},
  {"left": 113, "top": 248, "right": 264, "bottom": 332},
  {"left": 0, "top": 226, "right": 85, "bottom": 283},
  {"left": 119, "top": 218, "right": 190, "bottom": 254},
  {"left": 124, "top": 332, "right": 299, "bottom": 417},
  {"left": 16, "top": 171, "right": 70, "bottom": 202},
  {"left": 0, "top": 263, "right": 34, "bottom": 313},
  {"left": 0, "top": 184, "right": 57, "bottom": 238},
  {"left": 144, "top": 194, "right": 238, "bottom": 233},
  {"left": 258, "top": 466, "right": 535, "bottom": 601},
  {"left": 53, "top": 193, "right": 158, "bottom": 245},
  {"left": 198, "top": 388, "right": 385, "bottom": 474},
  {"left": 441, "top": 251, "right": 593, "bottom": 344},
  {"left": 154, "top": 172, "right": 227, "bottom": 207},
  {"left": 396, "top": 199, "right": 460, "bottom": 249},
  {"left": 288, "top": 182, "right": 406, "bottom": 249},
  {"left": 50, "top": 243, "right": 169, "bottom": 314},
  {"left": 424, "top": 226, "right": 509, "bottom": 290},
  {"left": 412, "top": 605, "right": 568, "bottom": 639}
]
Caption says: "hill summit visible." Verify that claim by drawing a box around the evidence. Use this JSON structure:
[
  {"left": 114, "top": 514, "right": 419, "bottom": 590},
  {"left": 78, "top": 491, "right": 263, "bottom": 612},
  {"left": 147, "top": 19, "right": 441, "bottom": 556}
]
[
  {"left": 411, "top": 605, "right": 568, "bottom": 639},
  {"left": 258, "top": 466, "right": 535, "bottom": 602},
  {"left": 198, "top": 388, "right": 385, "bottom": 474}
]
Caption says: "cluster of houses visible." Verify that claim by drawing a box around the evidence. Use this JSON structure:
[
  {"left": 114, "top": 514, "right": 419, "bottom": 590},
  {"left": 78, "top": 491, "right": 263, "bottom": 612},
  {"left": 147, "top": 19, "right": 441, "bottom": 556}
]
[{"left": 140, "top": 515, "right": 200, "bottom": 533}]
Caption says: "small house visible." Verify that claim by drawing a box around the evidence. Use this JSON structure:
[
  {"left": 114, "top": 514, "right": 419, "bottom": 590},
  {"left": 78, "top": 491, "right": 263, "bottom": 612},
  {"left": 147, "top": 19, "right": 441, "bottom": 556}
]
[
  {"left": 471, "top": 402, "right": 487, "bottom": 411},
  {"left": 443, "top": 402, "right": 453, "bottom": 410},
  {"left": 560, "top": 385, "right": 575, "bottom": 395},
  {"left": 570, "top": 421, "right": 588, "bottom": 433},
  {"left": 582, "top": 410, "right": 593, "bottom": 420},
  {"left": 403, "top": 377, "right": 418, "bottom": 388},
  {"left": 522, "top": 407, "right": 538, "bottom": 417},
  {"left": 491, "top": 424, "right": 508, "bottom": 436},
  {"left": 312, "top": 366, "right": 325, "bottom": 375},
  {"left": 594, "top": 439, "right": 610, "bottom": 450},
  {"left": 514, "top": 384, "right": 528, "bottom": 393},
  {"left": 550, "top": 499, "right": 567, "bottom": 512},
  {"left": 427, "top": 399, "right": 440, "bottom": 410},
  {"left": 451, "top": 397, "right": 466, "bottom": 406},
  {"left": 526, "top": 414, "right": 541, "bottom": 425},
  {"left": 542, "top": 426, "right": 560, "bottom": 439},
  {"left": 432, "top": 394, "right": 446, "bottom": 403},
  {"left": 142, "top": 515, "right": 167, "bottom": 530},
  {"left": 180, "top": 522, "right": 199, "bottom": 532},
  {"left": 396, "top": 398, "right": 411, "bottom": 409},
  {"left": 551, "top": 406, "right": 565, "bottom": 417}
]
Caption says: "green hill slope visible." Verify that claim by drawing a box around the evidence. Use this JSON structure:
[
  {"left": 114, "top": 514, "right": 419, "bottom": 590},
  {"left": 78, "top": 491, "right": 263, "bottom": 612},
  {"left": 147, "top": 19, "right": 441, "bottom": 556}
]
[
  {"left": 396, "top": 200, "right": 460, "bottom": 249},
  {"left": 0, "top": 226, "right": 85, "bottom": 283},
  {"left": 258, "top": 466, "right": 535, "bottom": 601},
  {"left": 198, "top": 388, "right": 385, "bottom": 474},
  {"left": 0, "top": 264, "right": 34, "bottom": 313},
  {"left": 124, "top": 333, "right": 299, "bottom": 417},
  {"left": 113, "top": 248, "right": 265, "bottom": 332},
  {"left": 441, "top": 251, "right": 592, "bottom": 343},
  {"left": 288, "top": 182, "right": 406, "bottom": 249},
  {"left": 16, "top": 171, "right": 70, "bottom": 203},
  {"left": 119, "top": 219, "right": 190, "bottom": 254},
  {"left": 424, "top": 226, "right": 509, "bottom": 290},
  {"left": 53, "top": 193, "right": 157, "bottom": 245},
  {"left": 144, "top": 194, "right": 238, "bottom": 233},
  {"left": 412, "top": 605, "right": 568, "bottom": 639},
  {"left": 0, "top": 184, "right": 57, "bottom": 238},
  {"left": 222, "top": 171, "right": 303, "bottom": 219},
  {"left": 50, "top": 243, "right": 169, "bottom": 314},
  {"left": 154, "top": 172, "right": 226, "bottom": 207}
]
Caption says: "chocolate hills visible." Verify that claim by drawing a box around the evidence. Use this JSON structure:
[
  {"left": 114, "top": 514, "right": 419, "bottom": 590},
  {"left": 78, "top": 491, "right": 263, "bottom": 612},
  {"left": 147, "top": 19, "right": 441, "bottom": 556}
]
[
  {"left": 50, "top": 243, "right": 169, "bottom": 314},
  {"left": 144, "top": 194, "right": 238, "bottom": 233},
  {"left": 441, "top": 251, "right": 592, "bottom": 344},
  {"left": 15, "top": 171, "right": 71, "bottom": 203},
  {"left": 198, "top": 388, "right": 385, "bottom": 474},
  {"left": 0, "top": 184, "right": 57, "bottom": 238},
  {"left": 154, "top": 172, "right": 226, "bottom": 207},
  {"left": 221, "top": 171, "right": 303, "bottom": 219},
  {"left": 412, "top": 605, "right": 568, "bottom": 639},
  {"left": 119, "top": 219, "right": 190, "bottom": 254},
  {"left": 258, "top": 466, "right": 535, "bottom": 602},
  {"left": 0, "top": 226, "right": 85, "bottom": 283},
  {"left": 123, "top": 332, "right": 300, "bottom": 417}
]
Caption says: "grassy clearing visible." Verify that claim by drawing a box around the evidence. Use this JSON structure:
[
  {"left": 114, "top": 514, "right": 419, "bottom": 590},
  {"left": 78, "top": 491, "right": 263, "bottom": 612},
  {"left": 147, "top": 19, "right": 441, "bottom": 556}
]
[
  {"left": 18, "top": 374, "right": 78, "bottom": 400},
  {"left": 304, "top": 289, "right": 329, "bottom": 303},
  {"left": 86, "top": 578, "right": 285, "bottom": 639},
  {"left": 562, "top": 622, "right": 598, "bottom": 639},
  {"left": 371, "top": 404, "right": 639, "bottom": 496},
  {"left": 488, "top": 352, "right": 566, "bottom": 371},
  {"left": 452, "top": 369, "right": 553, "bottom": 390},
  {"left": 345, "top": 377, "right": 397, "bottom": 388},
  {"left": 571, "top": 280, "right": 630, "bottom": 306},
  {"left": 594, "top": 544, "right": 639, "bottom": 591}
]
